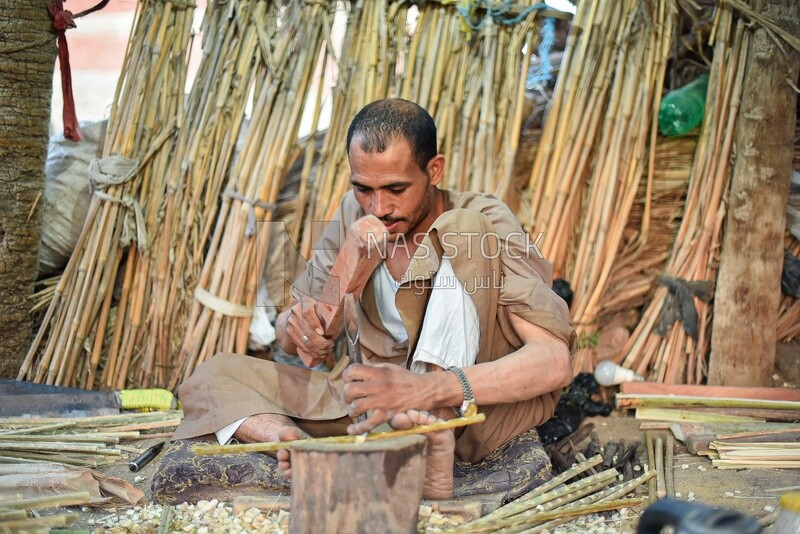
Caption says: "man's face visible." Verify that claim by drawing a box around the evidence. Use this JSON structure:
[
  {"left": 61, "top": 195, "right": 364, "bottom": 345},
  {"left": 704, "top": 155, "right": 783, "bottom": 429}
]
[{"left": 349, "top": 135, "right": 444, "bottom": 241}]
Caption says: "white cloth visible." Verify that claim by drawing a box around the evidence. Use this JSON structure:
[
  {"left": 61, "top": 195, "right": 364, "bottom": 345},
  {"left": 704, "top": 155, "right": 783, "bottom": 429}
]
[
  {"left": 215, "top": 257, "right": 481, "bottom": 445},
  {"left": 372, "top": 262, "right": 408, "bottom": 342},
  {"left": 216, "top": 417, "right": 246, "bottom": 445},
  {"left": 407, "top": 257, "right": 480, "bottom": 374}
]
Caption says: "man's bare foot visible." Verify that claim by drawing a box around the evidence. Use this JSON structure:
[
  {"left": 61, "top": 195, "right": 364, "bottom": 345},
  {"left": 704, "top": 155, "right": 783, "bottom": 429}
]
[
  {"left": 233, "top": 414, "right": 310, "bottom": 479},
  {"left": 390, "top": 409, "right": 455, "bottom": 500}
]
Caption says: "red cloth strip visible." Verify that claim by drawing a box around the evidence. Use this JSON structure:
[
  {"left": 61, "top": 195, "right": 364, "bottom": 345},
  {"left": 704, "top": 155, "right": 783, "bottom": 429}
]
[{"left": 49, "top": 0, "right": 81, "bottom": 141}]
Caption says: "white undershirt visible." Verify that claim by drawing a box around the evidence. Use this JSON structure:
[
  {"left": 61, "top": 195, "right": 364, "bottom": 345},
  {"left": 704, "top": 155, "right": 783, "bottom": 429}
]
[{"left": 215, "top": 257, "right": 480, "bottom": 445}]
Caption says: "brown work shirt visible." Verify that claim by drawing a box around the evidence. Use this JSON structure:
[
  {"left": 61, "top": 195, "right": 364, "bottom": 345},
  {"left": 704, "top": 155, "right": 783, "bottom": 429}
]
[{"left": 292, "top": 189, "right": 574, "bottom": 461}]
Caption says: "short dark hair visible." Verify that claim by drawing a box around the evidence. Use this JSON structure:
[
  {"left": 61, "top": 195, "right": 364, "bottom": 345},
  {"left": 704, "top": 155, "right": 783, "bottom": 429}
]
[{"left": 346, "top": 99, "right": 438, "bottom": 172}]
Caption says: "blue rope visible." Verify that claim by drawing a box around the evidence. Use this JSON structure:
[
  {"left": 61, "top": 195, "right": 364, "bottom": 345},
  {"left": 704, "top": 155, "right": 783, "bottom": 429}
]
[
  {"left": 456, "top": 1, "right": 551, "bottom": 31},
  {"left": 526, "top": 15, "right": 555, "bottom": 89}
]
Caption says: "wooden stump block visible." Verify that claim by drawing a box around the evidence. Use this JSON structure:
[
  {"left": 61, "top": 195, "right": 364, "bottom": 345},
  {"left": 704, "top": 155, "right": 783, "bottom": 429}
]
[{"left": 289, "top": 435, "right": 427, "bottom": 534}]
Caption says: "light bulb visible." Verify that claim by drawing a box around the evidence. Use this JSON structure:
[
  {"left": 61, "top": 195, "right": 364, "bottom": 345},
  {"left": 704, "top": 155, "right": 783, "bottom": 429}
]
[{"left": 594, "top": 360, "right": 644, "bottom": 386}]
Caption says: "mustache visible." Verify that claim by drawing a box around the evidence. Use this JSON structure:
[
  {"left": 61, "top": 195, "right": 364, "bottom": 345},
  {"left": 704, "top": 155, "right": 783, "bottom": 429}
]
[{"left": 380, "top": 217, "right": 404, "bottom": 225}]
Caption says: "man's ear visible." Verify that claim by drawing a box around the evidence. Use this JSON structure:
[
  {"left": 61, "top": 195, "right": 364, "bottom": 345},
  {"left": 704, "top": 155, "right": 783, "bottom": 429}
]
[{"left": 427, "top": 154, "right": 445, "bottom": 186}]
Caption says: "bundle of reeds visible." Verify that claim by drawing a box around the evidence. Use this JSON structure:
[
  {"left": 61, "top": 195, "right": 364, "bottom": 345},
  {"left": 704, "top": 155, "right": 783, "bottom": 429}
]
[
  {"left": 18, "top": 0, "right": 195, "bottom": 388},
  {"left": 409, "top": 1, "right": 539, "bottom": 199},
  {"left": 564, "top": 1, "right": 677, "bottom": 337},
  {"left": 171, "top": 0, "right": 336, "bottom": 385},
  {"left": 616, "top": 2, "right": 750, "bottom": 383},
  {"left": 525, "top": 1, "right": 677, "bottom": 336},
  {"left": 301, "top": 0, "right": 556, "bottom": 256},
  {"left": 0, "top": 411, "right": 180, "bottom": 466},
  {"left": 597, "top": 136, "right": 696, "bottom": 326},
  {"left": 110, "top": 0, "right": 333, "bottom": 390},
  {"left": 451, "top": 454, "right": 650, "bottom": 533}
]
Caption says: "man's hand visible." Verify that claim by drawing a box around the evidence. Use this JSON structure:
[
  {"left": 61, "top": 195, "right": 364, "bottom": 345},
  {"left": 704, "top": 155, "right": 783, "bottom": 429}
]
[
  {"left": 342, "top": 363, "right": 434, "bottom": 434},
  {"left": 282, "top": 298, "right": 335, "bottom": 368}
]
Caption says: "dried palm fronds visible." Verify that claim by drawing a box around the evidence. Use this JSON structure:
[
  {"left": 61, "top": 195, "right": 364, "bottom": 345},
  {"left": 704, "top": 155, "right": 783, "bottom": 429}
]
[
  {"left": 617, "top": 2, "right": 751, "bottom": 383},
  {"left": 597, "top": 136, "right": 696, "bottom": 326},
  {"left": 171, "top": 0, "right": 336, "bottom": 386},
  {"left": 19, "top": 0, "right": 195, "bottom": 388}
]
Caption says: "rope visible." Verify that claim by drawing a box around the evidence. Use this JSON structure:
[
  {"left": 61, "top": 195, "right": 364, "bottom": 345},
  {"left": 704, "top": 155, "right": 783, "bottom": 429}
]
[
  {"left": 89, "top": 156, "right": 149, "bottom": 251},
  {"left": 456, "top": 0, "right": 550, "bottom": 31},
  {"left": 222, "top": 188, "right": 277, "bottom": 238},
  {"left": 526, "top": 16, "right": 555, "bottom": 90},
  {"left": 194, "top": 286, "right": 253, "bottom": 318}
]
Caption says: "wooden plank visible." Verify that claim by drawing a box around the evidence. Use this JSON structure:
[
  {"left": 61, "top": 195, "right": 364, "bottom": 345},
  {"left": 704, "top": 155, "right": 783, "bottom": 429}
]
[
  {"left": 620, "top": 383, "right": 800, "bottom": 402},
  {"left": 707, "top": 0, "right": 800, "bottom": 386},
  {"left": 634, "top": 408, "right": 765, "bottom": 423},
  {"left": 616, "top": 394, "right": 800, "bottom": 411}
]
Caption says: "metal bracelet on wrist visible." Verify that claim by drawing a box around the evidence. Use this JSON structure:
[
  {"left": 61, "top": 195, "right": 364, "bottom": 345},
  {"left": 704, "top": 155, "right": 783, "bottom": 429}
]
[{"left": 448, "top": 366, "right": 476, "bottom": 418}]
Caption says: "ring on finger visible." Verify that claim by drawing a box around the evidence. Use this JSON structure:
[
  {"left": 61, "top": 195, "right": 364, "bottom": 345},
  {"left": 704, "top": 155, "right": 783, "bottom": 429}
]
[{"left": 301, "top": 334, "right": 309, "bottom": 344}]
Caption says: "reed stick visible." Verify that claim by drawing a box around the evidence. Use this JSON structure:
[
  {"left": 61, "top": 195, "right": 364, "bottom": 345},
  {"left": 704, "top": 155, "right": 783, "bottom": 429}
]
[
  {"left": 618, "top": 395, "right": 800, "bottom": 411},
  {"left": 0, "top": 492, "right": 91, "bottom": 510},
  {"left": 665, "top": 434, "right": 675, "bottom": 497},
  {"left": 0, "top": 513, "right": 78, "bottom": 530},
  {"left": 194, "top": 412, "right": 485, "bottom": 455}
]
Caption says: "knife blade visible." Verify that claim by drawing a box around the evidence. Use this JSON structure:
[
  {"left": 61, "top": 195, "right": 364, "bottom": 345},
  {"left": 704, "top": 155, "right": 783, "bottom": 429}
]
[{"left": 343, "top": 292, "right": 368, "bottom": 426}]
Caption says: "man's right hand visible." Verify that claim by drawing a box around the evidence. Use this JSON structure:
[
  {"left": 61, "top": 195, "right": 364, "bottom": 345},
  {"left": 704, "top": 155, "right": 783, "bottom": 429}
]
[{"left": 279, "top": 298, "right": 335, "bottom": 368}]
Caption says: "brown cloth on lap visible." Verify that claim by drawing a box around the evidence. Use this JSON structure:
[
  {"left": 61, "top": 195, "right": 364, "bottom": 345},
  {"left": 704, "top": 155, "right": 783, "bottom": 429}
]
[{"left": 152, "top": 428, "right": 551, "bottom": 505}]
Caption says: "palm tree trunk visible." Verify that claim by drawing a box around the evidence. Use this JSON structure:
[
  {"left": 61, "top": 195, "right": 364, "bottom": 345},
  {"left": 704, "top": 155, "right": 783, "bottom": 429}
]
[{"left": 0, "top": 1, "right": 55, "bottom": 377}]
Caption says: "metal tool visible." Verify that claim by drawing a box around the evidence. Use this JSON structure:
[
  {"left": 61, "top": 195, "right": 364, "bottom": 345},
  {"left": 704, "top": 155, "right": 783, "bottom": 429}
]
[
  {"left": 129, "top": 441, "right": 166, "bottom": 472},
  {"left": 343, "top": 292, "right": 363, "bottom": 366},
  {"left": 637, "top": 498, "right": 762, "bottom": 534},
  {"left": 343, "top": 292, "right": 367, "bottom": 426}
]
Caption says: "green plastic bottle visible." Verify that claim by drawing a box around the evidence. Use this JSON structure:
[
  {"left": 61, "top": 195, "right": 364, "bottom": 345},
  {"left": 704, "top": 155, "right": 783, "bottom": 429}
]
[{"left": 658, "top": 73, "right": 710, "bottom": 136}]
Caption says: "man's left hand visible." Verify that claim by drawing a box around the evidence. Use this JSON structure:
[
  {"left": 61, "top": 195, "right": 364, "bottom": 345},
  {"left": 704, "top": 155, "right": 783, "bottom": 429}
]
[{"left": 342, "top": 363, "right": 432, "bottom": 434}]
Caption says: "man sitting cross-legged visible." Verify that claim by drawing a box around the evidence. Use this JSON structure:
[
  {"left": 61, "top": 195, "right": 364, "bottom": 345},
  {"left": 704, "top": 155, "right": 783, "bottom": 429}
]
[{"left": 170, "top": 98, "right": 574, "bottom": 500}]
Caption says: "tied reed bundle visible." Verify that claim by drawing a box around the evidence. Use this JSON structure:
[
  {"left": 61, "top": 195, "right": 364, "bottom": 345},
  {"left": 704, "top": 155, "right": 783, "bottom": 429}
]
[
  {"left": 565, "top": 1, "right": 677, "bottom": 336},
  {"left": 19, "top": 0, "right": 195, "bottom": 389},
  {"left": 616, "top": 2, "right": 751, "bottom": 383},
  {"left": 299, "top": 0, "right": 411, "bottom": 257},
  {"left": 524, "top": 0, "right": 677, "bottom": 336},
  {"left": 172, "top": 0, "right": 337, "bottom": 385}
]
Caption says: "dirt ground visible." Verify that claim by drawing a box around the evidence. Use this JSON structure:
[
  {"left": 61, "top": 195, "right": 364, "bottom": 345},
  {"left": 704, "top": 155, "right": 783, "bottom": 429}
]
[
  {"left": 589, "top": 412, "right": 800, "bottom": 519},
  {"left": 51, "top": 408, "right": 797, "bottom": 533}
]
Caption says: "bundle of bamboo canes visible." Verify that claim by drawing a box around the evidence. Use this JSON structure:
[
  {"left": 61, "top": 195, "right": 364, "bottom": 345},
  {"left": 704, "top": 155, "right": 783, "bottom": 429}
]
[
  {"left": 525, "top": 0, "right": 677, "bottom": 335},
  {"left": 451, "top": 454, "right": 650, "bottom": 533},
  {"left": 0, "top": 411, "right": 180, "bottom": 467},
  {"left": 566, "top": 0, "right": 676, "bottom": 334},
  {"left": 171, "top": 0, "right": 336, "bottom": 385},
  {"left": 616, "top": 3, "right": 750, "bottom": 383},
  {"left": 301, "top": 0, "right": 552, "bottom": 256},
  {"left": 19, "top": 0, "right": 195, "bottom": 389},
  {"left": 598, "top": 136, "right": 696, "bottom": 326}
]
